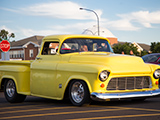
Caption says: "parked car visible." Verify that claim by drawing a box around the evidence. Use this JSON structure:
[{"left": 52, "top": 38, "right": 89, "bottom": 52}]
[
  {"left": 0, "top": 35, "right": 160, "bottom": 106},
  {"left": 142, "top": 53, "right": 160, "bottom": 65}
]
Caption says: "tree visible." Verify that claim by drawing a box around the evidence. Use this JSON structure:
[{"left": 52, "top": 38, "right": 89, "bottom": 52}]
[
  {"left": 140, "top": 50, "right": 148, "bottom": 57},
  {"left": 150, "top": 42, "right": 160, "bottom": 53},
  {"left": 0, "top": 29, "right": 15, "bottom": 42},
  {"left": 112, "top": 42, "right": 140, "bottom": 56},
  {"left": 150, "top": 42, "right": 156, "bottom": 52}
]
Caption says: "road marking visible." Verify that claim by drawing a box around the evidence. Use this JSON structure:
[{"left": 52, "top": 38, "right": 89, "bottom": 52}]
[
  {"left": 68, "top": 113, "right": 160, "bottom": 120},
  {"left": 0, "top": 107, "right": 131, "bottom": 119},
  {"left": 90, "top": 105, "right": 160, "bottom": 112},
  {"left": 1, "top": 104, "right": 160, "bottom": 120},
  {"left": 0, "top": 105, "right": 132, "bottom": 114},
  {"left": 0, "top": 106, "right": 74, "bottom": 114},
  {"left": 0, "top": 104, "right": 43, "bottom": 110},
  {"left": 115, "top": 106, "right": 160, "bottom": 112}
]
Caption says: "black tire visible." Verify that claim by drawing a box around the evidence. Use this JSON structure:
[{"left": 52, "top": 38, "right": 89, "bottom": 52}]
[
  {"left": 69, "top": 80, "right": 90, "bottom": 106},
  {"left": 4, "top": 79, "right": 26, "bottom": 103}
]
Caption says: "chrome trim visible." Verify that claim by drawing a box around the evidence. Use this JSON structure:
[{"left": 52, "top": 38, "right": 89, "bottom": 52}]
[
  {"left": 91, "top": 89, "right": 160, "bottom": 101},
  {"left": 107, "top": 76, "right": 151, "bottom": 90}
]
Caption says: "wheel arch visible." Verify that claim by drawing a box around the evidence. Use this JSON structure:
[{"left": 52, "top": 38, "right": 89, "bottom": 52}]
[
  {"left": 1, "top": 76, "right": 18, "bottom": 91},
  {"left": 63, "top": 76, "right": 92, "bottom": 99}
]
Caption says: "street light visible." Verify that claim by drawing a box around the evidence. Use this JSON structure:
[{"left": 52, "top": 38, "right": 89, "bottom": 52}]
[{"left": 80, "top": 8, "right": 100, "bottom": 36}]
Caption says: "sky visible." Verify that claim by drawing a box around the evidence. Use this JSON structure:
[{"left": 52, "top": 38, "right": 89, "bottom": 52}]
[{"left": 0, "top": 0, "right": 160, "bottom": 45}]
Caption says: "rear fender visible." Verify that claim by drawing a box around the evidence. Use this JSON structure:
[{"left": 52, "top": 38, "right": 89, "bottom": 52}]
[{"left": 1, "top": 75, "right": 18, "bottom": 91}]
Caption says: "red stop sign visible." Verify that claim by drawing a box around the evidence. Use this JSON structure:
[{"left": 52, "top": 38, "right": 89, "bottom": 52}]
[{"left": 0, "top": 40, "right": 10, "bottom": 52}]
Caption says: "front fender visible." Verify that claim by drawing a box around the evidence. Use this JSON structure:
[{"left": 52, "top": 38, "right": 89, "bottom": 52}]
[{"left": 65, "top": 75, "right": 93, "bottom": 93}]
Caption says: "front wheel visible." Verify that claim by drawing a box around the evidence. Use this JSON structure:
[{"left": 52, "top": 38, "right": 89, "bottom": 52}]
[
  {"left": 69, "top": 80, "right": 90, "bottom": 106},
  {"left": 4, "top": 79, "right": 26, "bottom": 103}
]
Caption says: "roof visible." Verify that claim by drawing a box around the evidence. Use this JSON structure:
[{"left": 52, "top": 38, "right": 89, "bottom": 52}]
[
  {"left": 138, "top": 43, "right": 150, "bottom": 51},
  {"left": 22, "top": 41, "right": 40, "bottom": 48},
  {"left": 132, "top": 42, "right": 143, "bottom": 51},
  {"left": 11, "top": 35, "right": 44, "bottom": 47},
  {"left": 43, "top": 34, "right": 110, "bottom": 42}
]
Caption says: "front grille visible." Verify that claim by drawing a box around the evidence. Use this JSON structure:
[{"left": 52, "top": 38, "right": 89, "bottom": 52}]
[{"left": 107, "top": 76, "right": 151, "bottom": 90}]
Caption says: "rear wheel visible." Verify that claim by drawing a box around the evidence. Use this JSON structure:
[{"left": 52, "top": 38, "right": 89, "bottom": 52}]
[
  {"left": 69, "top": 80, "right": 90, "bottom": 106},
  {"left": 4, "top": 79, "right": 26, "bottom": 103}
]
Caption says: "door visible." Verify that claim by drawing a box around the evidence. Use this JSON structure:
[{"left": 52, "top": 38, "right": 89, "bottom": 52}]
[{"left": 30, "top": 40, "right": 61, "bottom": 98}]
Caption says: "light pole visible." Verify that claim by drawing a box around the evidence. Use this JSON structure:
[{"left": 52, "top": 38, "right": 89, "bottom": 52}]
[{"left": 80, "top": 8, "right": 100, "bottom": 36}]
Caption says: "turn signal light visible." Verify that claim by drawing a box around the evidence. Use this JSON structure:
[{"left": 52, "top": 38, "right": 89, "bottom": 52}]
[
  {"left": 155, "top": 81, "right": 159, "bottom": 85},
  {"left": 100, "top": 83, "right": 105, "bottom": 88}
]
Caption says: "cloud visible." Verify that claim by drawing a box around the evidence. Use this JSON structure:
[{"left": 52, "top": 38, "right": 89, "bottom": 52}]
[
  {"left": 0, "top": 7, "right": 19, "bottom": 13},
  {"left": 1, "top": 22, "right": 96, "bottom": 41},
  {"left": 2, "top": 1, "right": 160, "bottom": 32},
  {"left": 117, "top": 11, "right": 160, "bottom": 28},
  {"left": 103, "top": 19, "right": 140, "bottom": 31},
  {"left": 101, "top": 10, "right": 160, "bottom": 31},
  {"left": 49, "top": 22, "right": 95, "bottom": 32},
  {"left": 20, "top": 21, "right": 95, "bottom": 37},
  {"left": 3, "top": 1, "right": 102, "bottom": 20},
  {"left": 21, "top": 28, "right": 60, "bottom": 37},
  {"left": 0, "top": 25, "right": 15, "bottom": 33}
]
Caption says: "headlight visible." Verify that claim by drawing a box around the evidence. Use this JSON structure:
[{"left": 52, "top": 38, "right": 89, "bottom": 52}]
[
  {"left": 99, "top": 70, "right": 110, "bottom": 82},
  {"left": 153, "top": 69, "right": 160, "bottom": 79}
]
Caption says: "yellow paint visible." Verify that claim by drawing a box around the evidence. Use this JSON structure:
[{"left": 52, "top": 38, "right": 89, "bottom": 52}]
[{"left": 0, "top": 34, "right": 159, "bottom": 100}]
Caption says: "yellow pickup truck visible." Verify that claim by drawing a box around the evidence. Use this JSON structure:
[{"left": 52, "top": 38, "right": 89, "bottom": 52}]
[{"left": 0, "top": 34, "right": 160, "bottom": 106}]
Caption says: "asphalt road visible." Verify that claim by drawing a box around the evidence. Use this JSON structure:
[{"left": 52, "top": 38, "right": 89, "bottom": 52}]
[{"left": 0, "top": 91, "right": 160, "bottom": 120}]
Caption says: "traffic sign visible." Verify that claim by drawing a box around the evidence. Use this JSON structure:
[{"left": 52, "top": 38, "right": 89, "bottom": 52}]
[{"left": 0, "top": 40, "right": 10, "bottom": 52}]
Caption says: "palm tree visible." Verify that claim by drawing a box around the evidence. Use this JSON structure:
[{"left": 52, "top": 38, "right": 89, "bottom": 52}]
[{"left": 0, "top": 29, "right": 15, "bottom": 41}]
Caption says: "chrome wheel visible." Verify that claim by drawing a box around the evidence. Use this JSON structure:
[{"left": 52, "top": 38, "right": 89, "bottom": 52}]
[
  {"left": 71, "top": 81, "right": 84, "bottom": 103},
  {"left": 6, "top": 80, "right": 15, "bottom": 97},
  {"left": 4, "top": 79, "right": 26, "bottom": 103}
]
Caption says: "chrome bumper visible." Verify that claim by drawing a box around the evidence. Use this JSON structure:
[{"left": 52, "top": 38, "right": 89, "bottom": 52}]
[{"left": 90, "top": 89, "right": 160, "bottom": 101}]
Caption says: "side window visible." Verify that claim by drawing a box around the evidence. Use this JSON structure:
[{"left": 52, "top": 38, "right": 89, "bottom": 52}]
[
  {"left": 60, "top": 42, "right": 78, "bottom": 54},
  {"left": 41, "top": 41, "right": 59, "bottom": 55}
]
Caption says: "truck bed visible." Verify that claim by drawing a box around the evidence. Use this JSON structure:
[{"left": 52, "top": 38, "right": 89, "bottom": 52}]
[{"left": 0, "top": 60, "right": 31, "bottom": 95}]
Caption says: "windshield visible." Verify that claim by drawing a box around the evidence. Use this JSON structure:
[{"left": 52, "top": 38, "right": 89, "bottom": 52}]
[
  {"left": 142, "top": 54, "right": 160, "bottom": 62},
  {"left": 60, "top": 38, "right": 113, "bottom": 54}
]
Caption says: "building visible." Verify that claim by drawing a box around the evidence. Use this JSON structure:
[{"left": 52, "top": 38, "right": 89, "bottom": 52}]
[
  {"left": 82, "top": 25, "right": 118, "bottom": 45},
  {"left": 132, "top": 42, "right": 151, "bottom": 53},
  {"left": 0, "top": 35, "right": 44, "bottom": 60}
]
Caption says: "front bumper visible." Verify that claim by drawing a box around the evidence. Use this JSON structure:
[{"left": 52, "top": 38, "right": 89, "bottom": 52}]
[{"left": 90, "top": 89, "right": 160, "bottom": 101}]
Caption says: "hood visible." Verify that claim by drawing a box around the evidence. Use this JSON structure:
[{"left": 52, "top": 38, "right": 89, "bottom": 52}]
[{"left": 69, "top": 53, "right": 151, "bottom": 74}]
